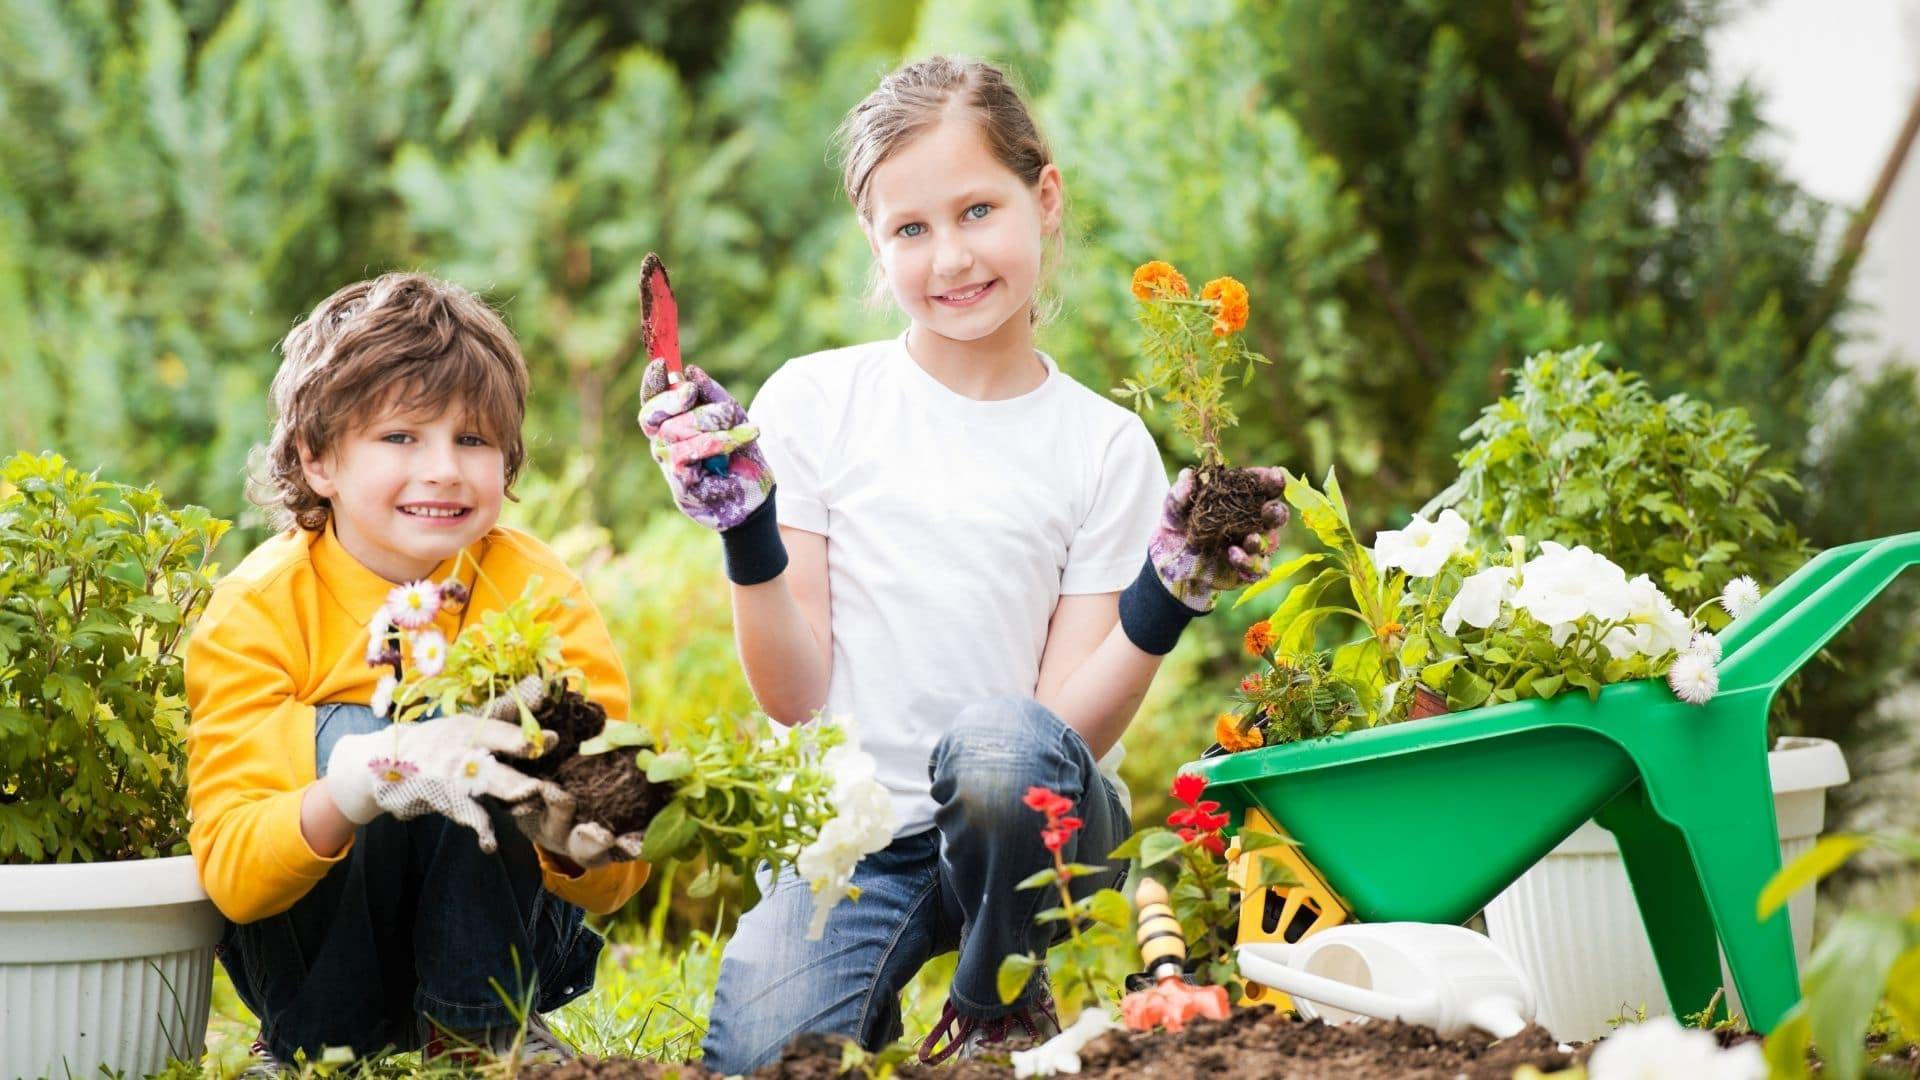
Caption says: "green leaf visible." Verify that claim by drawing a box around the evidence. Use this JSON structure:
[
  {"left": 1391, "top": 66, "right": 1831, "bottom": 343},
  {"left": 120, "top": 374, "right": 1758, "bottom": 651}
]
[
  {"left": 644, "top": 750, "right": 694, "bottom": 784},
  {"left": 1531, "top": 673, "right": 1566, "bottom": 698},
  {"left": 1270, "top": 568, "right": 1346, "bottom": 656},
  {"left": 1886, "top": 947, "right": 1920, "bottom": 1041},
  {"left": 1235, "top": 829, "right": 1293, "bottom": 854},
  {"left": 997, "top": 953, "right": 1041, "bottom": 1005},
  {"left": 578, "top": 722, "right": 653, "bottom": 755},
  {"left": 1087, "top": 888, "right": 1131, "bottom": 931},
  {"left": 686, "top": 863, "right": 723, "bottom": 898},
  {"left": 1234, "top": 552, "right": 1325, "bottom": 609},
  {"left": 639, "top": 799, "right": 698, "bottom": 862},
  {"left": 1803, "top": 913, "right": 1910, "bottom": 1080},
  {"left": 1759, "top": 836, "right": 1868, "bottom": 918},
  {"left": 1016, "top": 866, "right": 1061, "bottom": 891},
  {"left": 1139, "top": 830, "right": 1188, "bottom": 868},
  {"left": 1446, "top": 666, "right": 1492, "bottom": 710},
  {"left": 1763, "top": 1006, "right": 1815, "bottom": 1080}
]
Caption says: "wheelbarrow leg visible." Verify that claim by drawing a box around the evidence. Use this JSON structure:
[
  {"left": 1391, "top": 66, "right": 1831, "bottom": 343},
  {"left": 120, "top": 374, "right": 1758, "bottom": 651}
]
[{"left": 1594, "top": 783, "right": 1727, "bottom": 1025}]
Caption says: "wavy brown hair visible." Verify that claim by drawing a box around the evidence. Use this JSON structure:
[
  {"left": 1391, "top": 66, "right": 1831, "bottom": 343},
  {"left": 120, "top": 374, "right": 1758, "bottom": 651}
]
[{"left": 251, "top": 272, "right": 530, "bottom": 532}]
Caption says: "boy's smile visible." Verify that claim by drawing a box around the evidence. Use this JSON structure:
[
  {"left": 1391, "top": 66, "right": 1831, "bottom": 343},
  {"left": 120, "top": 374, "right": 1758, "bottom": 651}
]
[{"left": 300, "top": 398, "right": 505, "bottom": 584}]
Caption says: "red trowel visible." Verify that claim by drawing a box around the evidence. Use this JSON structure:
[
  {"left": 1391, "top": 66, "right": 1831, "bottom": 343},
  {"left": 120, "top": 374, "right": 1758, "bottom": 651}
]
[{"left": 640, "top": 253, "right": 728, "bottom": 477}]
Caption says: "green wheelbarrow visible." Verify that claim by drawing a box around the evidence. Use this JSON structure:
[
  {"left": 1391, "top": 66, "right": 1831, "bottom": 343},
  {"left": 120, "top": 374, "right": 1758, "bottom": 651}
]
[{"left": 1190, "top": 531, "right": 1920, "bottom": 1034}]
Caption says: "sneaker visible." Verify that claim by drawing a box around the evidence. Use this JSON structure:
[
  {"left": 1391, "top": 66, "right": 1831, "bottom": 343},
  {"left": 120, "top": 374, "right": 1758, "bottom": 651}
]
[
  {"left": 239, "top": 1038, "right": 286, "bottom": 1080},
  {"left": 916, "top": 993, "right": 1062, "bottom": 1064},
  {"left": 422, "top": 1011, "right": 575, "bottom": 1066}
]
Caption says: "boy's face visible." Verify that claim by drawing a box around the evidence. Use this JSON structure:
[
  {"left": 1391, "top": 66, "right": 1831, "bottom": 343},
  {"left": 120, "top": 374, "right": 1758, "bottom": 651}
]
[{"left": 300, "top": 395, "right": 506, "bottom": 584}]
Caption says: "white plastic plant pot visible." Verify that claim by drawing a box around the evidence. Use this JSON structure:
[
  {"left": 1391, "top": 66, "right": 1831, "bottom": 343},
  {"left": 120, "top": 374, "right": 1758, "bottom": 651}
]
[
  {"left": 0, "top": 854, "right": 223, "bottom": 1080},
  {"left": 1482, "top": 736, "right": 1849, "bottom": 1043}
]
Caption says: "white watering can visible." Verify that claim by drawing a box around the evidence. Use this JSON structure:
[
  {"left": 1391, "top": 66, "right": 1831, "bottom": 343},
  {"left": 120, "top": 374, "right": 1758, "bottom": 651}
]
[{"left": 1236, "top": 923, "right": 1535, "bottom": 1039}]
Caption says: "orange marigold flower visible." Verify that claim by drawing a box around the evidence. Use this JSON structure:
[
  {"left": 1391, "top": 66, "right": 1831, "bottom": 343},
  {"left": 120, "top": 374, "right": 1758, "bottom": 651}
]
[
  {"left": 1376, "top": 621, "right": 1405, "bottom": 639},
  {"left": 1243, "top": 620, "right": 1275, "bottom": 656},
  {"left": 1200, "top": 276, "right": 1250, "bottom": 335},
  {"left": 1215, "top": 712, "right": 1264, "bottom": 753},
  {"left": 1132, "top": 260, "right": 1190, "bottom": 301}
]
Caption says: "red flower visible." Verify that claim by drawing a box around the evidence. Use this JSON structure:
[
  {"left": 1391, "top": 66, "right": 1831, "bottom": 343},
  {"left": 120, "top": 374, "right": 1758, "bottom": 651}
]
[
  {"left": 1240, "top": 673, "right": 1263, "bottom": 694},
  {"left": 1023, "top": 786, "right": 1073, "bottom": 818},
  {"left": 1170, "top": 773, "right": 1207, "bottom": 808},
  {"left": 1041, "top": 816, "right": 1084, "bottom": 853},
  {"left": 1178, "top": 827, "right": 1227, "bottom": 856}
]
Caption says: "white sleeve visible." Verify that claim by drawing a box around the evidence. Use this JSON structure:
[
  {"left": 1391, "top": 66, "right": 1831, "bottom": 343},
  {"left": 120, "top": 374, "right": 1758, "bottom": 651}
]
[
  {"left": 1060, "top": 417, "right": 1168, "bottom": 594},
  {"left": 747, "top": 365, "right": 830, "bottom": 536}
]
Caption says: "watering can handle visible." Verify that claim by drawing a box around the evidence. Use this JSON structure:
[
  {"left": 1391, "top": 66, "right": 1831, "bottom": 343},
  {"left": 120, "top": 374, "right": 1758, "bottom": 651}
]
[
  {"left": 1235, "top": 943, "right": 1438, "bottom": 1028},
  {"left": 1718, "top": 531, "right": 1920, "bottom": 693}
]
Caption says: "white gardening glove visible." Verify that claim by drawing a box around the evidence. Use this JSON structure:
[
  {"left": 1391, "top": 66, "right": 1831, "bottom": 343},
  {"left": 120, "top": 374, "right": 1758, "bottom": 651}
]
[
  {"left": 485, "top": 677, "right": 650, "bottom": 870},
  {"left": 324, "top": 712, "right": 554, "bottom": 852}
]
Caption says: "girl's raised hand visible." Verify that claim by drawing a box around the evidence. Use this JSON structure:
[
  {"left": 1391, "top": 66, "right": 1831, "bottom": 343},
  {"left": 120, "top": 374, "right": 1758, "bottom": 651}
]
[
  {"left": 1148, "top": 466, "right": 1291, "bottom": 612},
  {"left": 637, "top": 358, "right": 776, "bottom": 532}
]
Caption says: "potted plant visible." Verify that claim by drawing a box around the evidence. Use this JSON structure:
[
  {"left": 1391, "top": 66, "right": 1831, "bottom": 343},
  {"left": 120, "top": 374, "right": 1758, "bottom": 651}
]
[
  {"left": 0, "top": 450, "right": 230, "bottom": 1080},
  {"left": 1114, "top": 260, "right": 1274, "bottom": 555}
]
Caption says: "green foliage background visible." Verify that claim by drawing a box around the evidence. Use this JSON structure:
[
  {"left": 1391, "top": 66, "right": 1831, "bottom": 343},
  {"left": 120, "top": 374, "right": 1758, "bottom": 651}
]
[{"left": 6, "top": 0, "right": 1919, "bottom": 905}]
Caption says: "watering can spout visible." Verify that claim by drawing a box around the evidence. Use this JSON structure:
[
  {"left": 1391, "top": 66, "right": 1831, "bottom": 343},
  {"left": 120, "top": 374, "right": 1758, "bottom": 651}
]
[{"left": 1463, "top": 997, "right": 1528, "bottom": 1040}]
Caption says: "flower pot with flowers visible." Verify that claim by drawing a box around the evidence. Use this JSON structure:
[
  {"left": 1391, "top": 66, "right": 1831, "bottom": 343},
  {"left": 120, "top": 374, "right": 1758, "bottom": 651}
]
[
  {"left": 366, "top": 574, "right": 893, "bottom": 924},
  {"left": 1115, "top": 261, "right": 1276, "bottom": 559},
  {"left": 0, "top": 451, "right": 231, "bottom": 1080}
]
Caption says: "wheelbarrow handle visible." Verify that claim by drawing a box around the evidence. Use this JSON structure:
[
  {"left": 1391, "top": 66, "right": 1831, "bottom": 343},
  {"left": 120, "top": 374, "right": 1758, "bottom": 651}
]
[{"left": 1719, "top": 530, "right": 1920, "bottom": 694}]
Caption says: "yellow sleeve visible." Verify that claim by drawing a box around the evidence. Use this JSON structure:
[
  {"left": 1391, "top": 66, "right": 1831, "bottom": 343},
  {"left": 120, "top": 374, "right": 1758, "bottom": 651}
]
[
  {"left": 186, "top": 585, "right": 350, "bottom": 923},
  {"left": 532, "top": 574, "right": 651, "bottom": 913}
]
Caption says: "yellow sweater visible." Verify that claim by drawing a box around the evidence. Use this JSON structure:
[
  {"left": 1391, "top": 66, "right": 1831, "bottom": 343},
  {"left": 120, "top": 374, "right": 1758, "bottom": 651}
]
[{"left": 186, "top": 523, "right": 651, "bottom": 923}]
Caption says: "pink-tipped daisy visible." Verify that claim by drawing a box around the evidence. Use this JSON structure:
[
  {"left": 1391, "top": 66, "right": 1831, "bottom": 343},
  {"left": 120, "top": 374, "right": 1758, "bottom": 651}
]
[
  {"left": 369, "top": 756, "right": 418, "bottom": 784},
  {"left": 411, "top": 630, "right": 449, "bottom": 678},
  {"left": 385, "top": 580, "right": 441, "bottom": 629}
]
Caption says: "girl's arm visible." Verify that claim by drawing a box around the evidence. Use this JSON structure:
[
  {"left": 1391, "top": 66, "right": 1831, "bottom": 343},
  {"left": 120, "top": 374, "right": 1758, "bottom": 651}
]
[
  {"left": 732, "top": 525, "right": 833, "bottom": 726},
  {"left": 1034, "top": 592, "right": 1163, "bottom": 759}
]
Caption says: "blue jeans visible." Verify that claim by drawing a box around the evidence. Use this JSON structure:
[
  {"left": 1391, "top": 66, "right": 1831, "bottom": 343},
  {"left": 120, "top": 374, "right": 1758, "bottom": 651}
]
[
  {"left": 700, "top": 698, "right": 1131, "bottom": 1074},
  {"left": 216, "top": 703, "right": 604, "bottom": 1062}
]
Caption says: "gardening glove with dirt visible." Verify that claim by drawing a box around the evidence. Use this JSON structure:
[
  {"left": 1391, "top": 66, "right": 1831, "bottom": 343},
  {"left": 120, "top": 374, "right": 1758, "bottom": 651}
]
[
  {"left": 508, "top": 786, "right": 649, "bottom": 871},
  {"left": 324, "top": 713, "right": 555, "bottom": 853},
  {"left": 1120, "top": 466, "right": 1291, "bottom": 655},
  {"left": 638, "top": 359, "right": 787, "bottom": 584}
]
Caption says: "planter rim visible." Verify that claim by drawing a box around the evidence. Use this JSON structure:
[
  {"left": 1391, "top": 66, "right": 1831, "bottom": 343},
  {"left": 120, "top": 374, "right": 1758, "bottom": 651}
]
[
  {"left": 0, "top": 852, "right": 208, "bottom": 912},
  {"left": 1768, "top": 735, "right": 1848, "bottom": 793}
]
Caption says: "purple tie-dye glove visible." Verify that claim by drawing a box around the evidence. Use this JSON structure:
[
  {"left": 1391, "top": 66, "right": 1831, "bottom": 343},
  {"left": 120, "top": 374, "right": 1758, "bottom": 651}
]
[
  {"left": 637, "top": 359, "right": 775, "bottom": 532},
  {"left": 1149, "top": 466, "right": 1291, "bottom": 612}
]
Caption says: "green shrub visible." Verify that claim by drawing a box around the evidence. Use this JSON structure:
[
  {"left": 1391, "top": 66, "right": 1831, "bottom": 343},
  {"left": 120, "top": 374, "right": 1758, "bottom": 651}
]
[{"left": 0, "top": 451, "right": 228, "bottom": 863}]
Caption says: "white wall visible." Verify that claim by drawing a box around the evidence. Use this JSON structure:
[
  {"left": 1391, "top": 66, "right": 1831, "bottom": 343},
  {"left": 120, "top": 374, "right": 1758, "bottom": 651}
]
[{"left": 1713, "top": 0, "right": 1920, "bottom": 373}]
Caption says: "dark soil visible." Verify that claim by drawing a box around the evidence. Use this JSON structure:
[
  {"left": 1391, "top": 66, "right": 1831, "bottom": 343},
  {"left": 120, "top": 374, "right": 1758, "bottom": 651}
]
[
  {"left": 513, "top": 687, "right": 672, "bottom": 836},
  {"left": 532, "top": 1011, "right": 1595, "bottom": 1080},
  {"left": 1186, "top": 466, "right": 1276, "bottom": 559}
]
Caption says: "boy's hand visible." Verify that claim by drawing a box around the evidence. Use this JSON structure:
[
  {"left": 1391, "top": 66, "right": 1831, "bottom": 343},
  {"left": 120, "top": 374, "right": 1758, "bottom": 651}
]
[
  {"left": 1149, "top": 466, "right": 1291, "bottom": 612},
  {"left": 324, "top": 714, "right": 555, "bottom": 852},
  {"left": 637, "top": 359, "right": 776, "bottom": 532},
  {"left": 507, "top": 782, "right": 648, "bottom": 870}
]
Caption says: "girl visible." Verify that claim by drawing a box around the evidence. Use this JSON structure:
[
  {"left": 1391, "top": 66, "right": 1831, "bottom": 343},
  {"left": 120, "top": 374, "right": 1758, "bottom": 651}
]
[{"left": 638, "top": 55, "right": 1288, "bottom": 1071}]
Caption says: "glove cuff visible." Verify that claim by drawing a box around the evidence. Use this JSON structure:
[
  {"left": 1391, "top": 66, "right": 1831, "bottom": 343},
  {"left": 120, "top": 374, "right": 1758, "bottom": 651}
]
[
  {"left": 323, "top": 737, "right": 384, "bottom": 825},
  {"left": 1119, "top": 556, "right": 1204, "bottom": 656},
  {"left": 721, "top": 488, "right": 789, "bottom": 586}
]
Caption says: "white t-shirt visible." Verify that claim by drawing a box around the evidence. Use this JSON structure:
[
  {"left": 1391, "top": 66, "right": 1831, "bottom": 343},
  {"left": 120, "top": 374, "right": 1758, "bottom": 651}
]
[{"left": 749, "top": 334, "right": 1169, "bottom": 835}]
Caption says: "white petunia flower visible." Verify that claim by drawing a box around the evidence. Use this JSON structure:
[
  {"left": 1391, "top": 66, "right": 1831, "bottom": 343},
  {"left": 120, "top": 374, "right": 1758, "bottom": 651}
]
[
  {"left": 1587, "top": 1016, "right": 1765, "bottom": 1080},
  {"left": 1512, "top": 541, "right": 1632, "bottom": 626},
  {"left": 1604, "top": 575, "right": 1693, "bottom": 659},
  {"left": 411, "top": 630, "right": 448, "bottom": 678},
  {"left": 796, "top": 724, "right": 896, "bottom": 940},
  {"left": 1011, "top": 1009, "right": 1124, "bottom": 1077},
  {"left": 1373, "top": 509, "right": 1471, "bottom": 578},
  {"left": 370, "top": 673, "right": 398, "bottom": 718},
  {"left": 385, "top": 580, "right": 441, "bottom": 629},
  {"left": 1668, "top": 651, "right": 1719, "bottom": 706},
  {"left": 1441, "top": 565, "right": 1516, "bottom": 634},
  {"left": 1688, "top": 631, "right": 1723, "bottom": 663},
  {"left": 1720, "top": 576, "right": 1762, "bottom": 620}
]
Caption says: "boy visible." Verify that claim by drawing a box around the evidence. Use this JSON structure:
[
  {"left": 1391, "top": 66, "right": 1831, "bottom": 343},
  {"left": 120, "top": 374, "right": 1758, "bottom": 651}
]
[{"left": 186, "top": 272, "right": 650, "bottom": 1068}]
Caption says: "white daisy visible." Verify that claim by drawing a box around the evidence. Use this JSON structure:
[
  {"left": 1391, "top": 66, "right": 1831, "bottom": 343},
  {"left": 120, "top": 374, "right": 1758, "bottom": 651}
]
[
  {"left": 411, "top": 630, "right": 448, "bottom": 678},
  {"left": 1719, "top": 576, "right": 1761, "bottom": 620},
  {"left": 385, "top": 580, "right": 441, "bottom": 629},
  {"left": 370, "top": 673, "right": 398, "bottom": 718},
  {"left": 1668, "top": 651, "right": 1719, "bottom": 706}
]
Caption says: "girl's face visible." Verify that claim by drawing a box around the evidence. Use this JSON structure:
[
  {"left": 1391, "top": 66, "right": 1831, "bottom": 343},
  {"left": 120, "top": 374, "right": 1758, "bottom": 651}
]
[{"left": 863, "top": 115, "right": 1062, "bottom": 349}]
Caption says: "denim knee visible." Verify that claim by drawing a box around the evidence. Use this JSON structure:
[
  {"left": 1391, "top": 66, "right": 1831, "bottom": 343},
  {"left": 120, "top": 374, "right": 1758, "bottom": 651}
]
[{"left": 930, "top": 698, "right": 1088, "bottom": 826}]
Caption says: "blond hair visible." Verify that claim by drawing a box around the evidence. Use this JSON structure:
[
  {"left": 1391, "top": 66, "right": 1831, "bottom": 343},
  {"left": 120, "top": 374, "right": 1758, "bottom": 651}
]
[
  {"left": 252, "top": 272, "right": 530, "bottom": 532},
  {"left": 833, "top": 55, "right": 1065, "bottom": 323}
]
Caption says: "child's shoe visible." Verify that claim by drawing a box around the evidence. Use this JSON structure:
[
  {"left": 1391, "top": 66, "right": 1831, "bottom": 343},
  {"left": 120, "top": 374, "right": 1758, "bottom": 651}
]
[
  {"left": 421, "top": 1012, "right": 575, "bottom": 1066},
  {"left": 916, "top": 991, "right": 1062, "bottom": 1064},
  {"left": 239, "top": 1038, "right": 287, "bottom": 1080}
]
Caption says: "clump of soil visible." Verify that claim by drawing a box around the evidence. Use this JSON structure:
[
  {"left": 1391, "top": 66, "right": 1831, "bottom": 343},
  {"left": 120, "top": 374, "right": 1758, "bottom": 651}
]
[
  {"left": 1186, "top": 465, "right": 1278, "bottom": 558},
  {"left": 531, "top": 1012, "right": 1594, "bottom": 1080},
  {"left": 514, "top": 687, "right": 673, "bottom": 836}
]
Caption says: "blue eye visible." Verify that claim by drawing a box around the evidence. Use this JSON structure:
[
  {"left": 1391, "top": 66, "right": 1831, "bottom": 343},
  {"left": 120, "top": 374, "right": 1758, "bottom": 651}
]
[
  {"left": 459, "top": 434, "right": 488, "bottom": 447},
  {"left": 382, "top": 433, "right": 412, "bottom": 444},
  {"left": 965, "top": 203, "right": 991, "bottom": 220},
  {"left": 897, "top": 222, "right": 925, "bottom": 238}
]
